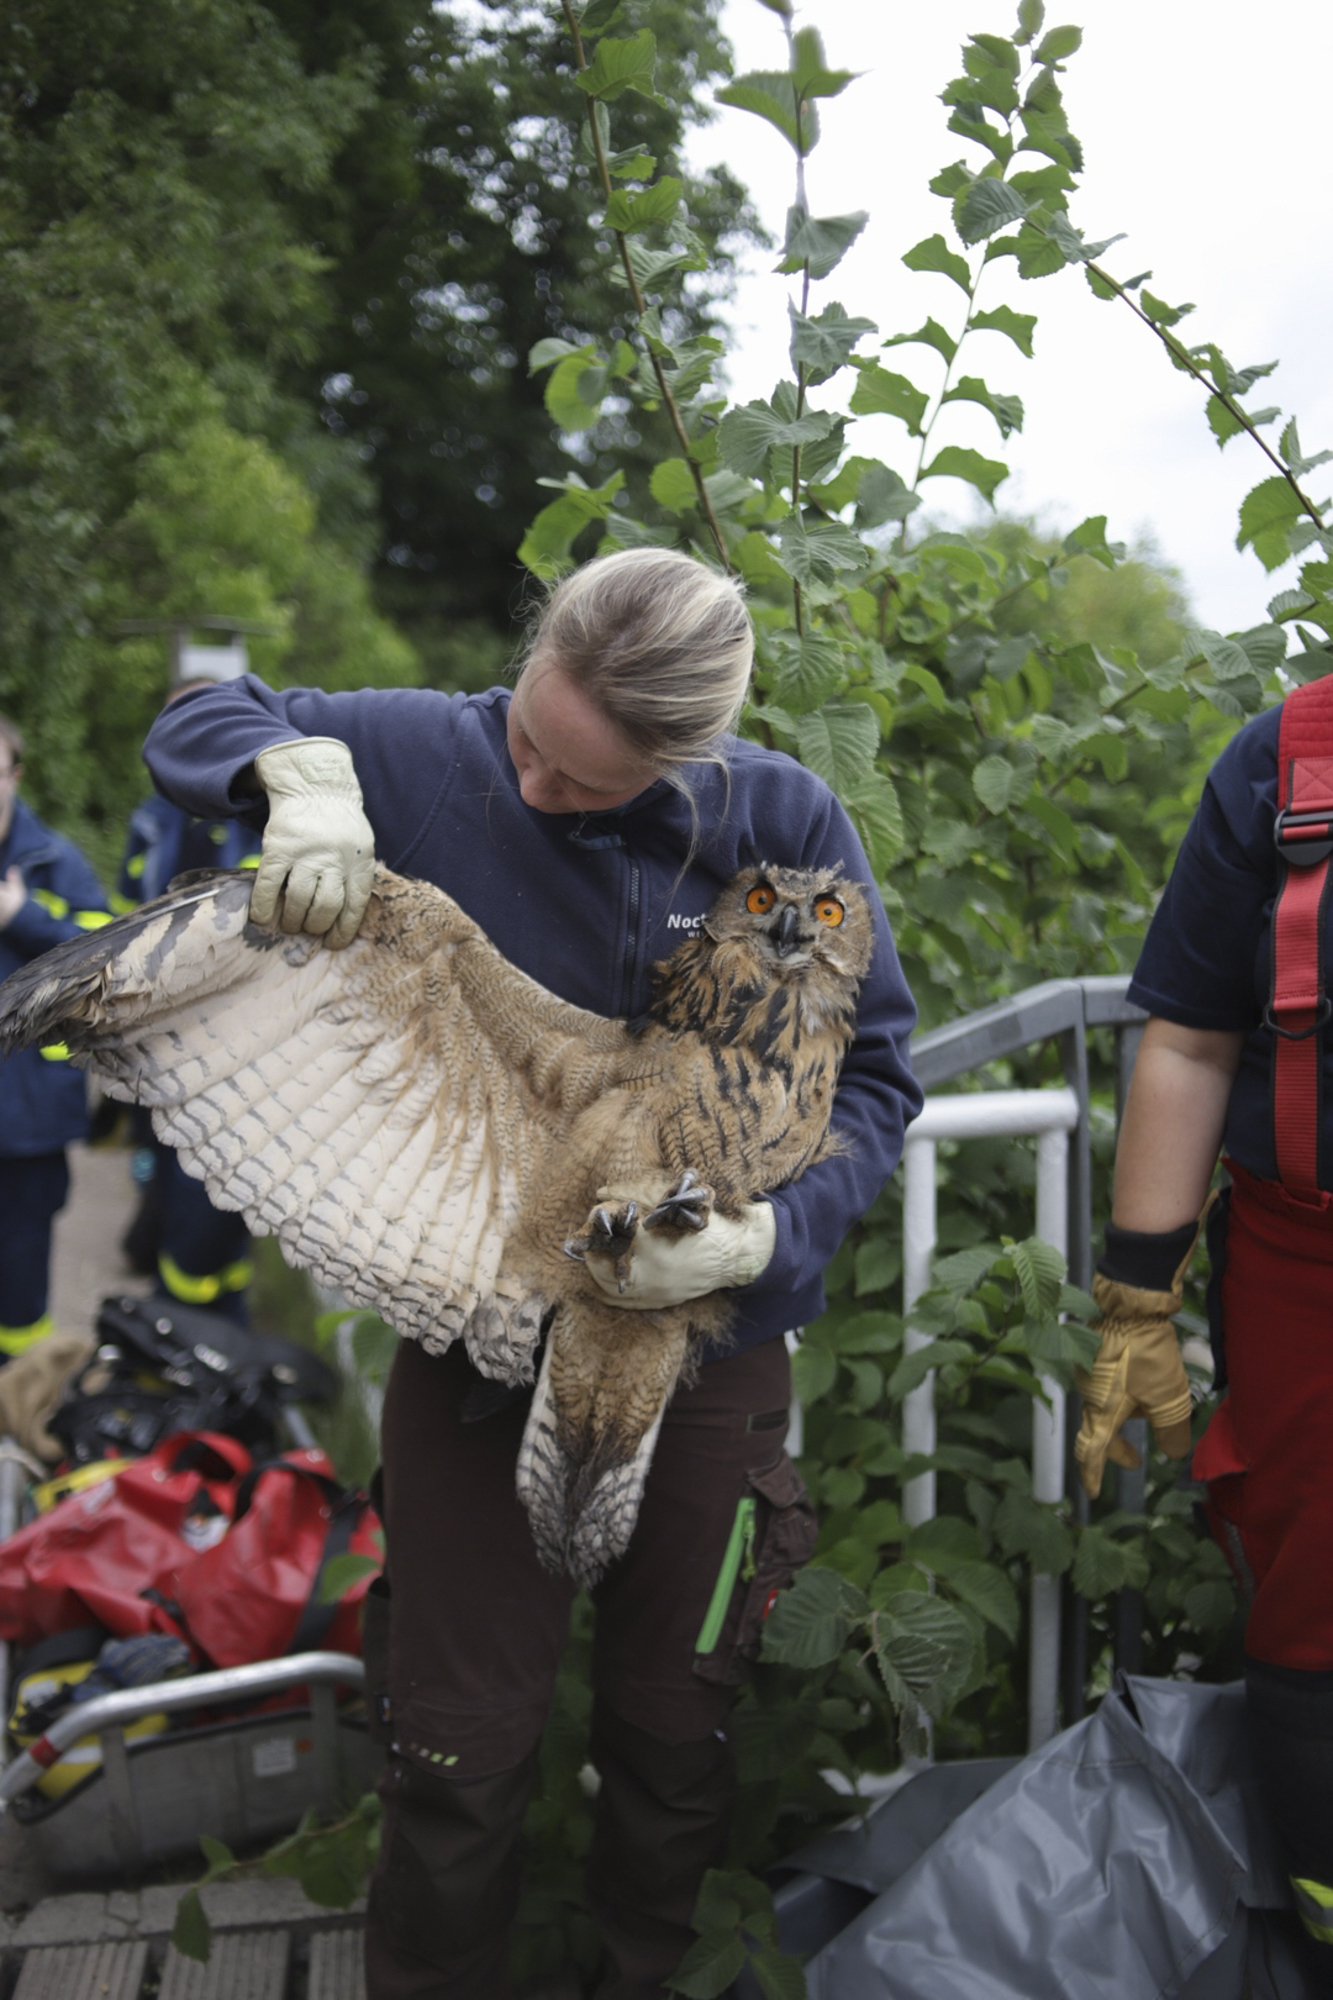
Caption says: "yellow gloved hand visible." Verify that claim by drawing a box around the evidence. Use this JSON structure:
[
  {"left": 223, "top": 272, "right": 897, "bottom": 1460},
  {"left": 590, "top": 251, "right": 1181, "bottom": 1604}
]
[{"left": 1075, "top": 1266, "right": 1195, "bottom": 1500}]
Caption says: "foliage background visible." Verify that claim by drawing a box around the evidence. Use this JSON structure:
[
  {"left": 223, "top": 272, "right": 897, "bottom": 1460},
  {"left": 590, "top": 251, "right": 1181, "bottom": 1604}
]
[{"left": 10, "top": 0, "right": 1333, "bottom": 1986}]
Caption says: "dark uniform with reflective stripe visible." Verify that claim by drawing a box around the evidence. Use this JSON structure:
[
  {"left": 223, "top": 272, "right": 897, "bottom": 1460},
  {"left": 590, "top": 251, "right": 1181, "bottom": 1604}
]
[
  {"left": 0, "top": 799, "right": 111, "bottom": 1349},
  {"left": 116, "top": 795, "right": 261, "bottom": 1323}
]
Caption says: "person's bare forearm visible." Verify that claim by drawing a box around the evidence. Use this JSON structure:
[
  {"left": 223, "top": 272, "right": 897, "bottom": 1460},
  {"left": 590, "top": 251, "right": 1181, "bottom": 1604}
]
[{"left": 1111, "top": 1018, "right": 1244, "bottom": 1232}]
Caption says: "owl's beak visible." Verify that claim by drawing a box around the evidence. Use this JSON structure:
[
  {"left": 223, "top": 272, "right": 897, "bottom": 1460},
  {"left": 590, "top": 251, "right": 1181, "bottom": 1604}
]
[{"left": 772, "top": 903, "right": 799, "bottom": 958}]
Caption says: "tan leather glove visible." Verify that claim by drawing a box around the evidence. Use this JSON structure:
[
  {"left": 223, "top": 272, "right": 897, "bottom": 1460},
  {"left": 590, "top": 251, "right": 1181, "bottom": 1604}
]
[
  {"left": 584, "top": 1197, "right": 777, "bottom": 1310},
  {"left": 249, "top": 738, "right": 375, "bottom": 949},
  {"left": 1074, "top": 1211, "right": 1209, "bottom": 1498},
  {"left": 0, "top": 1330, "right": 95, "bottom": 1462}
]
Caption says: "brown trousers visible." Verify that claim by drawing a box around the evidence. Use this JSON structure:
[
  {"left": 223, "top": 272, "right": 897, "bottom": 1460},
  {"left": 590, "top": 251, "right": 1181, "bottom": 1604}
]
[{"left": 363, "top": 1334, "right": 810, "bottom": 1999}]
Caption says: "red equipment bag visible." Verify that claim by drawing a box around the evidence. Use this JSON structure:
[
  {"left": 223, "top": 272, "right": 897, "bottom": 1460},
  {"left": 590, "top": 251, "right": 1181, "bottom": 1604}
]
[
  {"left": 0, "top": 1433, "right": 250, "bottom": 1649},
  {"left": 173, "top": 1447, "right": 381, "bottom": 1667}
]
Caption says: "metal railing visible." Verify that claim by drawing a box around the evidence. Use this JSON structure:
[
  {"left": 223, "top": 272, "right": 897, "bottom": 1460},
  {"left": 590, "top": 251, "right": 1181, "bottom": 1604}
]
[{"left": 906, "top": 975, "right": 1146, "bottom": 1749}]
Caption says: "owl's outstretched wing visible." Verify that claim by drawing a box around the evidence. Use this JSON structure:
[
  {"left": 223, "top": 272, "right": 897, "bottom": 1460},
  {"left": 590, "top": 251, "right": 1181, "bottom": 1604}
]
[{"left": 0, "top": 866, "right": 630, "bottom": 1366}]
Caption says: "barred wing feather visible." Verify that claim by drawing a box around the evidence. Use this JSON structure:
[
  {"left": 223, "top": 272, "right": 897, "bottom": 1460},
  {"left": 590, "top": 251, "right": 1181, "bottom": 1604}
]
[{"left": 0, "top": 867, "right": 629, "bottom": 1366}]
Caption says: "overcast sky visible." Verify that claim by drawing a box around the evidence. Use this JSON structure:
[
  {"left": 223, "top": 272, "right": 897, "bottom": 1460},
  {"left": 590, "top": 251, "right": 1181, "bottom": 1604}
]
[{"left": 685, "top": 1, "right": 1333, "bottom": 635}]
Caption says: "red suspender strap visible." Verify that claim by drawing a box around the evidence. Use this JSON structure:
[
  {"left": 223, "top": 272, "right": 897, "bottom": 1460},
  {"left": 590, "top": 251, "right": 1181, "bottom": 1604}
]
[{"left": 1269, "top": 676, "right": 1333, "bottom": 1198}]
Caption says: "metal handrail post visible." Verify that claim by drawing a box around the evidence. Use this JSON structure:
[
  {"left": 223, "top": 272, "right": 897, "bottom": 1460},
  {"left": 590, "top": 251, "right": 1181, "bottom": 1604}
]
[
  {"left": 1030, "top": 1128, "right": 1069, "bottom": 1748},
  {"left": 901, "top": 1134, "right": 938, "bottom": 1529}
]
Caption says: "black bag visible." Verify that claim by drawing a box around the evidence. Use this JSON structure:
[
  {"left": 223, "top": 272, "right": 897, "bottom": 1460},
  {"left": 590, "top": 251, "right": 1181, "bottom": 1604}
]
[{"left": 48, "top": 1295, "right": 338, "bottom": 1464}]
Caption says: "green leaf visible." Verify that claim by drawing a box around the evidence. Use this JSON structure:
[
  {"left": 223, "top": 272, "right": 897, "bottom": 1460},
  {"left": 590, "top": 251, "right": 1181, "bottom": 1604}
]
[
  {"left": 518, "top": 472, "right": 625, "bottom": 576},
  {"left": 761, "top": 1564, "right": 866, "bottom": 1667},
  {"left": 1233, "top": 624, "right": 1288, "bottom": 675},
  {"left": 920, "top": 445, "right": 1008, "bottom": 502},
  {"left": 1062, "top": 514, "right": 1124, "bottom": 566},
  {"left": 317, "top": 1550, "right": 381, "bottom": 1606},
  {"left": 780, "top": 206, "right": 869, "bottom": 280},
  {"left": 972, "top": 753, "right": 1022, "bottom": 811},
  {"left": 1009, "top": 1236, "right": 1065, "bottom": 1317},
  {"left": 667, "top": 1935, "right": 750, "bottom": 1999},
  {"left": 887, "top": 1337, "right": 974, "bottom": 1397},
  {"left": 1072, "top": 1526, "right": 1131, "bottom": 1599},
  {"left": 903, "top": 232, "right": 972, "bottom": 294},
  {"left": 1183, "top": 626, "right": 1256, "bottom": 683},
  {"left": 578, "top": 0, "right": 624, "bottom": 29},
  {"left": 791, "top": 25, "right": 859, "bottom": 101},
  {"left": 172, "top": 1889, "right": 212, "bottom": 1964},
  {"left": 882, "top": 318, "right": 957, "bottom": 365},
  {"left": 770, "top": 632, "right": 849, "bottom": 712},
  {"left": 649, "top": 457, "right": 698, "bottom": 514},
  {"left": 776, "top": 517, "right": 868, "bottom": 590},
  {"left": 1237, "top": 476, "right": 1306, "bottom": 572},
  {"left": 849, "top": 362, "right": 929, "bottom": 435},
  {"left": 794, "top": 701, "right": 880, "bottom": 791},
  {"left": 575, "top": 29, "right": 658, "bottom": 102},
  {"left": 954, "top": 177, "right": 1028, "bottom": 246},
  {"left": 856, "top": 463, "right": 921, "bottom": 527},
  {"left": 1034, "top": 24, "right": 1082, "bottom": 62},
  {"left": 791, "top": 1341, "right": 837, "bottom": 1401},
  {"left": 750, "top": 1943, "right": 808, "bottom": 2000},
  {"left": 968, "top": 303, "right": 1036, "bottom": 356},
  {"left": 716, "top": 70, "right": 813, "bottom": 151},
  {"left": 543, "top": 347, "right": 606, "bottom": 431},
  {"left": 790, "top": 301, "right": 878, "bottom": 385},
  {"left": 350, "top": 1314, "right": 398, "bottom": 1382},
  {"left": 995, "top": 1490, "right": 1074, "bottom": 1573},
  {"left": 873, "top": 1592, "right": 977, "bottom": 1717},
  {"left": 199, "top": 1834, "right": 234, "bottom": 1876},
  {"left": 844, "top": 773, "right": 904, "bottom": 871},
  {"left": 1016, "top": 0, "right": 1045, "bottom": 43},
  {"left": 941, "top": 375, "right": 1024, "bottom": 439},
  {"left": 605, "top": 176, "right": 682, "bottom": 234},
  {"left": 527, "top": 336, "right": 586, "bottom": 374},
  {"left": 715, "top": 398, "right": 835, "bottom": 478},
  {"left": 946, "top": 1559, "right": 1021, "bottom": 1640}
]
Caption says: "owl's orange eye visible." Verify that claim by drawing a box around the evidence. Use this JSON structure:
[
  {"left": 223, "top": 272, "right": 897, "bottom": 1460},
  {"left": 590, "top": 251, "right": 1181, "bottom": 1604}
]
[
  {"left": 746, "top": 884, "right": 777, "bottom": 915},
  {"left": 814, "top": 898, "right": 845, "bottom": 928}
]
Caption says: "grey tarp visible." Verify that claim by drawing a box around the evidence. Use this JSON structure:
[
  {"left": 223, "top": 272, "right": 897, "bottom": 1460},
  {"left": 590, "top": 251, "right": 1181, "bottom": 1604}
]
[{"left": 788, "top": 1677, "right": 1315, "bottom": 1999}]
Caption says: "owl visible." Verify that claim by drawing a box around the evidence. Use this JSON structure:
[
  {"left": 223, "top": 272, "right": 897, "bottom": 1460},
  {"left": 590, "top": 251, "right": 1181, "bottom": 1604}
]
[{"left": 0, "top": 862, "right": 874, "bottom": 1584}]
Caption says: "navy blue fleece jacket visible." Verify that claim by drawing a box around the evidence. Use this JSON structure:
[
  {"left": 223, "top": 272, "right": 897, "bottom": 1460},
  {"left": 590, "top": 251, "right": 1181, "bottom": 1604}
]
[
  {"left": 0, "top": 799, "right": 111, "bottom": 1155},
  {"left": 144, "top": 678, "right": 922, "bottom": 1347}
]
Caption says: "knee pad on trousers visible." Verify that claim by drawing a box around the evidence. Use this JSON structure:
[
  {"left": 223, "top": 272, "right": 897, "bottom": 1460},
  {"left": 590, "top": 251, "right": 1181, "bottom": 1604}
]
[
  {"left": 1245, "top": 1657, "right": 1333, "bottom": 1955},
  {"left": 367, "top": 1750, "right": 536, "bottom": 1978}
]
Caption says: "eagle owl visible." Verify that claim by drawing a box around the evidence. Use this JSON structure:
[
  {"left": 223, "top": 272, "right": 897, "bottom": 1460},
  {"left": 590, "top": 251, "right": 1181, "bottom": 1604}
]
[{"left": 0, "top": 862, "right": 874, "bottom": 1584}]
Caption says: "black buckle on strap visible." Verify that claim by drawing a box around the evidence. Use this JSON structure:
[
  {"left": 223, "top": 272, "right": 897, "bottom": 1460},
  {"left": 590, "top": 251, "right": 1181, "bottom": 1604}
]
[
  {"left": 1274, "top": 805, "right": 1333, "bottom": 866},
  {"left": 1264, "top": 995, "right": 1333, "bottom": 1040}
]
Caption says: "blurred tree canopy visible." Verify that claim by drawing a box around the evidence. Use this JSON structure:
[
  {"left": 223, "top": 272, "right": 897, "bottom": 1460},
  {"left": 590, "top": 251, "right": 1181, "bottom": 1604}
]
[{"left": 0, "top": 0, "right": 754, "bottom": 866}]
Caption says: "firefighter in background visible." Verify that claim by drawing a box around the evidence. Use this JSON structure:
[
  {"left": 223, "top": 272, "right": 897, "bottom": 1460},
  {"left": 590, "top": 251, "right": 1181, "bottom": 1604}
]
[
  {"left": 1077, "top": 670, "right": 1333, "bottom": 1974},
  {"left": 0, "top": 714, "right": 112, "bottom": 1355},
  {"left": 116, "top": 660, "right": 261, "bottom": 1326}
]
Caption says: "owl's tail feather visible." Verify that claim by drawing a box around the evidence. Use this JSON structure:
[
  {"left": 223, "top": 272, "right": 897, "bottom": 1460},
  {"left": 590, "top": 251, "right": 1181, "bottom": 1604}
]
[{"left": 515, "top": 1341, "right": 666, "bottom": 1588}]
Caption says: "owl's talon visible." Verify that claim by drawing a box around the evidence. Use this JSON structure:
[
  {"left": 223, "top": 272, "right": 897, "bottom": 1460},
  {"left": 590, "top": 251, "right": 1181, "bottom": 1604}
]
[{"left": 643, "top": 1169, "right": 715, "bottom": 1235}]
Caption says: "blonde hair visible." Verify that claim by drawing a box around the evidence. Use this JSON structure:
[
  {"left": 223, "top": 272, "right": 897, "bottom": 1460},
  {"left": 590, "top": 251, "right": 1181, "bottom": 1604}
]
[{"left": 516, "top": 549, "right": 753, "bottom": 784}]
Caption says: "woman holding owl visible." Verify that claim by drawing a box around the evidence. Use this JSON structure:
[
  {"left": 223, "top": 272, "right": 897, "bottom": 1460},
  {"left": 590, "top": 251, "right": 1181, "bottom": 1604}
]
[{"left": 143, "top": 548, "right": 921, "bottom": 1999}]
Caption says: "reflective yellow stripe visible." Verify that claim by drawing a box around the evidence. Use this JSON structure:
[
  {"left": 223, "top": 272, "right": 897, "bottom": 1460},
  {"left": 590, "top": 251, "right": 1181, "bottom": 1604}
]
[
  {"left": 1293, "top": 1877, "right": 1333, "bottom": 1944},
  {"left": 32, "top": 887, "right": 68, "bottom": 919},
  {"left": 159, "top": 1252, "right": 254, "bottom": 1303},
  {"left": 38, "top": 1043, "right": 70, "bottom": 1062},
  {"left": 127, "top": 853, "right": 146, "bottom": 879},
  {"left": 109, "top": 892, "right": 138, "bottom": 914},
  {"left": 0, "top": 1315, "right": 55, "bottom": 1356},
  {"left": 73, "top": 909, "right": 113, "bottom": 930},
  {"left": 240, "top": 853, "right": 260, "bottom": 870}
]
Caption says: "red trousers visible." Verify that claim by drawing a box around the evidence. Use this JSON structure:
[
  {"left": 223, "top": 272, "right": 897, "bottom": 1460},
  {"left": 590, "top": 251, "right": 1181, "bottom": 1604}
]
[{"left": 1195, "top": 1161, "right": 1333, "bottom": 1670}]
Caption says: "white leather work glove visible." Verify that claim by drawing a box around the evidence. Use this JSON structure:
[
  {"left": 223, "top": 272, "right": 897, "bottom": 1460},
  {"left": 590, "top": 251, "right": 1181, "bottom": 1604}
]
[
  {"left": 584, "top": 1194, "right": 777, "bottom": 1310},
  {"left": 249, "top": 738, "right": 375, "bottom": 949}
]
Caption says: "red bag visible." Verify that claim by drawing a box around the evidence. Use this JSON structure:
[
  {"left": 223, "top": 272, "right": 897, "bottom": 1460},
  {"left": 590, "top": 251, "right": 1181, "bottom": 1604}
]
[
  {"left": 173, "top": 1448, "right": 381, "bottom": 1667},
  {"left": 0, "top": 1433, "right": 250, "bottom": 1648}
]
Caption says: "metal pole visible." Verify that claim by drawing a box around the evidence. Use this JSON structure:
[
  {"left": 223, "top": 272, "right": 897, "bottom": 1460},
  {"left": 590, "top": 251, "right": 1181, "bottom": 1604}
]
[
  {"left": 901, "top": 1135, "right": 938, "bottom": 1529},
  {"left": 0, "top": 1445, "right": 25, "bottom": 1770},
  {"left": 1030, "top": 1129, "right": 1069, "bottom": 1748}
]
